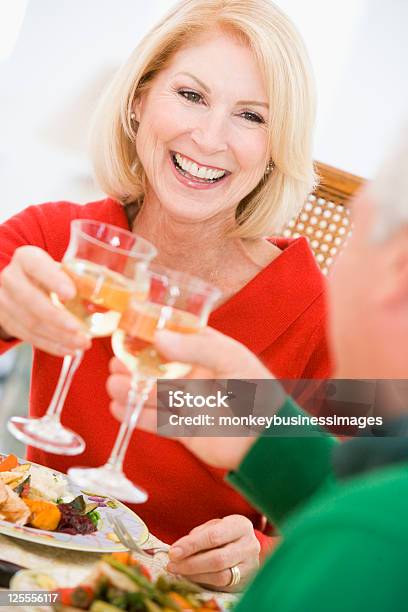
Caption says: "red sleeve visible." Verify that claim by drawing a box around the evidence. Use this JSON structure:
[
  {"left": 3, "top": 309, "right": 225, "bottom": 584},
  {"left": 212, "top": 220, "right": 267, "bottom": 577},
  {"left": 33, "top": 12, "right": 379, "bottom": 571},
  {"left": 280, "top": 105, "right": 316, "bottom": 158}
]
[
  {"left": 0, "top": 201, "right": 82, "bottom": 267},
  {"left": 0, "top": 203, "right": 71, "bottom": 355},
  {"left": 0, "top": 198, "right": 122, "bottom": 355},
  {"left": 0, "top": 204, "right": 52, "bottom": 271},
  {"left": 0, "top": 336, "right": 20, "bottom": 354}
]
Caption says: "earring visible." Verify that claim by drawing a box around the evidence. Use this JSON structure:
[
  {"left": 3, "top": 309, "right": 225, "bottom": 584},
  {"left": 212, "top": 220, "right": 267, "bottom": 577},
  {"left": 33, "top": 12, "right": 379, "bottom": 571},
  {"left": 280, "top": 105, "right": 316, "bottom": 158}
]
[
  {"left": 265, "top": 160, "right": 275, "bottom": 175},
  {"left": 129, "top": 111, "right": 139, "bottom": 138}
]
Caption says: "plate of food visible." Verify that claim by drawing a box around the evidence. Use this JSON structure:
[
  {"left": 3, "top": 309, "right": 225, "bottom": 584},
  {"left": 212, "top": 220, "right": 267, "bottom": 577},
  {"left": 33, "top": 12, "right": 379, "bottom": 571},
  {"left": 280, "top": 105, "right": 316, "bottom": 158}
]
[
  {"left": 0, "top": 453, "right": 148, "bottom": 552},
  {"left": 10, "top": 552, "right": 225, "bottom": 611}
]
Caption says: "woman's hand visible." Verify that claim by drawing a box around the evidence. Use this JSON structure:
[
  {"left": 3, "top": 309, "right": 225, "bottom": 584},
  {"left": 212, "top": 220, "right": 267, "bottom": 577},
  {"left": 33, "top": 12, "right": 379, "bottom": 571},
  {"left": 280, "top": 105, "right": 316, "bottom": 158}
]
[
  {"left": 0, "top": 246, "right": 90, "bottom": 355},
  {"left": 167, "top": 515, "right": 260, "bottom": 592}
]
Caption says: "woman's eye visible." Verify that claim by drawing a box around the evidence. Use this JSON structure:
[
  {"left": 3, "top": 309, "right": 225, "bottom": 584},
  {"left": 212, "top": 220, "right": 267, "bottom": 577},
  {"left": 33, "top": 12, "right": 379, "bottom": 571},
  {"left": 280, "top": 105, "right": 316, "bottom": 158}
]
[
  {"left": 178, "top": 89, "right": 203, "bottom": 104},
  {"left": 240, "top": 111, "right": 265, "bottom": 124}
]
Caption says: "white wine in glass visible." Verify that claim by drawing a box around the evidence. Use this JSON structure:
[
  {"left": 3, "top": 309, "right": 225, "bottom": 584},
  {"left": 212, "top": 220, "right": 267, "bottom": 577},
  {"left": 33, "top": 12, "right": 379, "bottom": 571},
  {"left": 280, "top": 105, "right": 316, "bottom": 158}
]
[
  {"left": 8, "top": 220, "right": 157, "bottom": 456},
  {"left": 112, "top": 301, "right": 202, "bottom": 379},
  {"left": 68, "top": 265, "right": 221, "bottom": 502},
  {"left": 57, "top": 259, "right": 149, "bottom": 337}
]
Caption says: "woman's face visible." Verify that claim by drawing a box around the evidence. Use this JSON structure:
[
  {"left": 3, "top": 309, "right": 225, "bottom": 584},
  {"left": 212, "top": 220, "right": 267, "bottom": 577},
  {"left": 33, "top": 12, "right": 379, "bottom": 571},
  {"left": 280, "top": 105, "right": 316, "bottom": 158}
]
[{"left": 134, "top": 31, "right": 269, "bottom": 224}]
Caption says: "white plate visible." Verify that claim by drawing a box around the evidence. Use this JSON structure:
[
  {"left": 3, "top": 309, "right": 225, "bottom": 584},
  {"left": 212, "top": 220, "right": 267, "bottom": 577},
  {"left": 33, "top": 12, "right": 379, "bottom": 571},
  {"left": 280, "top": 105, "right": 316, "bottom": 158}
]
[
  {"left": 0, "top": 455, "right": 148, "bottom": 553},
  {"left": 10, "top": 566, "right": 88, "bottom": 612}
]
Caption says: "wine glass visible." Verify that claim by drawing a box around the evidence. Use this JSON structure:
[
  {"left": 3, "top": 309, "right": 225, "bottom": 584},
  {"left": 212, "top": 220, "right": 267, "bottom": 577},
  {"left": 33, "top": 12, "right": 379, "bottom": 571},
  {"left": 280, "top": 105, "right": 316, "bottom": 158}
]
[
  {"left": 8, "top": 220, "right": 157, "bottom": 455},
  {"left": 68, "top": 265, "right": 221, "bottom": 502}
]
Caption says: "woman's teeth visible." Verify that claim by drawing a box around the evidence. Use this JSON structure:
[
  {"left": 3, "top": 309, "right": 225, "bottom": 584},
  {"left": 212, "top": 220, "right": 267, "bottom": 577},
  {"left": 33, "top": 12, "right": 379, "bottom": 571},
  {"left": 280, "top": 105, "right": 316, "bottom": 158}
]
[{"left": 173, "top": 153, "right": 226, "bottom": 182}]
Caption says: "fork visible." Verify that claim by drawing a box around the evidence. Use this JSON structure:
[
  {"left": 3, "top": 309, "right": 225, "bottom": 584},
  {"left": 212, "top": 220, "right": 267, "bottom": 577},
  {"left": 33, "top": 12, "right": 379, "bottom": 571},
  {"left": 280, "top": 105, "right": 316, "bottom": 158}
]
[
  {"left": 110, "top": 515, "right": 169, "bottom": 558},
  {"left": 110, "top": 516, "right": 203, "bottom": 593}
]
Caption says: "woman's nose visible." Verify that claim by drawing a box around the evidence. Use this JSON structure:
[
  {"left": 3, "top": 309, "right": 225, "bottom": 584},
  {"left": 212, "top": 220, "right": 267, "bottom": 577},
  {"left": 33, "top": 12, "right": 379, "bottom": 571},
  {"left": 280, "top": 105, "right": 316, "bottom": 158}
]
[{"left": 190, "top": 110, "right": 228, "bottom": 155}]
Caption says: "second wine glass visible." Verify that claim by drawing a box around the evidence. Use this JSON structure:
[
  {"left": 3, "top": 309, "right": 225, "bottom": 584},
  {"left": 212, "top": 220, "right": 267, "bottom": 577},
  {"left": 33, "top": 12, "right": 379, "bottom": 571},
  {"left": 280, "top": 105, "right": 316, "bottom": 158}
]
[
  {"left": 8, "top": 220, "right": 157, "bottom": 455},
  {"left": 68, "top": 265, "right": 221, "bottom": 502}
]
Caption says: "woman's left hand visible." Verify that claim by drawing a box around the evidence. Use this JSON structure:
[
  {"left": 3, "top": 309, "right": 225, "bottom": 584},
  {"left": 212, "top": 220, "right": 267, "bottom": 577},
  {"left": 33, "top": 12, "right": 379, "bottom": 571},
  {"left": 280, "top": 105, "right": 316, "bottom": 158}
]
[{"left": 167, "top": 515, "right": 260, "bottom": 592}]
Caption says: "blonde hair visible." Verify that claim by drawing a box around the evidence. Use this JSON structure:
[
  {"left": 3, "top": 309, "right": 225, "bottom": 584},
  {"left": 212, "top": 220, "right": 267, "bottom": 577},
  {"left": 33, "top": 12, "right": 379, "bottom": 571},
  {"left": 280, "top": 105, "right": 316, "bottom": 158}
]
[{"left": 90, "top": 0, "right": 317, "bottom": 238}]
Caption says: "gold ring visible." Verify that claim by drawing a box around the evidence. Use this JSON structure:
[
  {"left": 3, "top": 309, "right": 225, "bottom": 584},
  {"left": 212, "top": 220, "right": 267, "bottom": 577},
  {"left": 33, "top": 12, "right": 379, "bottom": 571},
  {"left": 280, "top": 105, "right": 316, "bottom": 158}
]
[{"left": 227, "top": 564, "right": 241, "bottom": 587}]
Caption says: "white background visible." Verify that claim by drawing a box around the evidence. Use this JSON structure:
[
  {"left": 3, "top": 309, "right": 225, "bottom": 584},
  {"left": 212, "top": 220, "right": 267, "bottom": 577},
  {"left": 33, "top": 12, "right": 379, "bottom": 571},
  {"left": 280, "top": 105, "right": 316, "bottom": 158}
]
[{"left": 0, "top": 0, "right": 407, "bottom": 222}]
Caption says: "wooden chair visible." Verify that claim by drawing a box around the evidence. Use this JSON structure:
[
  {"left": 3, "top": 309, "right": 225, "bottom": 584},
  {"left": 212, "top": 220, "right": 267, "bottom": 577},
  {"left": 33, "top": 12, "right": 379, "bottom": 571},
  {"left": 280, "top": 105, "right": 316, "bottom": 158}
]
[{"left": 283, "top": 162, "right": 365, "bottom": 274}]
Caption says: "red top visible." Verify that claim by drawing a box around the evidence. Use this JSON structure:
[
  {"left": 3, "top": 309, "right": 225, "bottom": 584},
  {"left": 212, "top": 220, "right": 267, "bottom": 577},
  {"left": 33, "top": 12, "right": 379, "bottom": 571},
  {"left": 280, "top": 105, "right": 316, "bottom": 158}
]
[{"left": 0, "top": 198, "right": 331, "bottom": 546}]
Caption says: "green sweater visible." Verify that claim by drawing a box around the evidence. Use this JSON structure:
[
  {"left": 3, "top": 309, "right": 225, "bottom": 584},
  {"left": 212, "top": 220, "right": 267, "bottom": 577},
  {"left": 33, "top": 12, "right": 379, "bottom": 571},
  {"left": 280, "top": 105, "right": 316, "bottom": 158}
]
[{"left": 228, "top": 397, "right": 408, "bottom": 612}]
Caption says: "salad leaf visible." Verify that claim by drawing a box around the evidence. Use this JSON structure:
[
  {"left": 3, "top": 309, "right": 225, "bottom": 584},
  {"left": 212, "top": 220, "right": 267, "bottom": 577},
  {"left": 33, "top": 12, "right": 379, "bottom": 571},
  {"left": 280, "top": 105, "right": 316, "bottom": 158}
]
[
  {"left": 88, "top": 508, "right": 101, "bottom": 527},
  {"left": 68, "top": 495, "right": 86, "bottom": 513}
]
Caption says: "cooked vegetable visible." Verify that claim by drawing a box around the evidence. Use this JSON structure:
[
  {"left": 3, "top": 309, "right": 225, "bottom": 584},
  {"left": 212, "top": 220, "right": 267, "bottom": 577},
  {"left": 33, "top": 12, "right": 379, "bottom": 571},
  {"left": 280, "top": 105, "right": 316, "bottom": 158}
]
[
  {"left": 110, "top": 553, "right": 151, "bottom": 580},
  {"left": 156, "top": 575, "right": 202, "bottom": 595},
  {"left": 125, "top": 591, "right": 148, "bottom": 608},
  {"left": 22, "top": 498, "right": 62, "bottom": 531},
  {"left": 57, "top": 585, "right": 94, "bottom": 609},
  {"left": 49, "top": 553, "right": 222, "bottom": 611},
  {"left": 57, "top": 501, "right": 97, "bottom": 535},
  {"left": 105, "top": 557, "right": 153, "bottom": 592},
  {"left": 134, "top": 562, "right": 151, "bottom": 582},
  {"left": 168, "top": 592, "right": 194, "bottom": 609},
  {"left": 110, "top": 552, "right": 132, "bottom": 565},
  {"left": 104, "top": 586, "right": 129, "bottom": 608},
  {"left": 98, "top": 562, "right": 140, "bottom": 594},
  {"left": 85, "top": 502, "right": 99, "bottom": 514},
  {"left": 90, "top": 601, "right": 124, "bottom": 611},
  {"left": 0, "top": 458, "right": 105, "bottom": 538},
  {"left": 88, "top": 508, "right": 101, "bottom": 528},
  {"left": 69, "top": 495, "right": 87, "bottom": 513},
  {"left": 14, "top": 475, "right": 30, "bottom": 497},
  {"left": 0, "top": 454, "right": 18, "bottom": 472},
  {"left": 145, "top": 601, "right": 163, "bottom": 612},
  {"left": 199, "top": 599, "right": 221, "bottom": 610}
]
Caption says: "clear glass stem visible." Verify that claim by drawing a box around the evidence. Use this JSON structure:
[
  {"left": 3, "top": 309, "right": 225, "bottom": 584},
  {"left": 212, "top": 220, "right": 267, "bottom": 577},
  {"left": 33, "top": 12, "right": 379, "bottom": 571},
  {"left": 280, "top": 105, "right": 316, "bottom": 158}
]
[
  {"left": 45, "top": 350, "right": 84, "bottom": 420},
  {"left": 106, "top": 376, "right": 155, "bottom": 472}
]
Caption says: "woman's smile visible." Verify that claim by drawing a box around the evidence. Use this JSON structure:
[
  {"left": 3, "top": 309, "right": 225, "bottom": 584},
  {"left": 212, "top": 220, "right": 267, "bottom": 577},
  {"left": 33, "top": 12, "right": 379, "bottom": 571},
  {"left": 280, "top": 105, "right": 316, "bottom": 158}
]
[{"left": 169, "top": 151, "right": 231, "bottom": 190}]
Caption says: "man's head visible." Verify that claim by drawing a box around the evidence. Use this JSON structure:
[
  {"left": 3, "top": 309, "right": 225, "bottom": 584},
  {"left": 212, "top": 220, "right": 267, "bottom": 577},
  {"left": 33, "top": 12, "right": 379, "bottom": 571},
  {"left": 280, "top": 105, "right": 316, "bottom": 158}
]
[{"left": 328, "top": 188, "right": 408, "bottom": 378}]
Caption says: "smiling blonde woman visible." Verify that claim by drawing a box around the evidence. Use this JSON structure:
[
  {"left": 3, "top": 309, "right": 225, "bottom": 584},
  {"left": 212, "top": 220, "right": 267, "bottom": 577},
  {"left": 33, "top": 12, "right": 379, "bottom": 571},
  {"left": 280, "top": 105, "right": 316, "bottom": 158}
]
[
  {"left": 92, "top": 0, "right": 317, "bottom": 239},
  {"left": 0, "top": 0, "right": 330, "bottom": 592}
]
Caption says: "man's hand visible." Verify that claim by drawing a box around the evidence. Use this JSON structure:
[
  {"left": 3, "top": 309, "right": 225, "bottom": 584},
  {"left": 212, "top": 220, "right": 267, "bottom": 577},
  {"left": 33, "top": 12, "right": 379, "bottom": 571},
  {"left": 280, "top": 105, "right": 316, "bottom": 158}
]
[{"left": 107, "top": 326, "right": 281, "bottom": 469}]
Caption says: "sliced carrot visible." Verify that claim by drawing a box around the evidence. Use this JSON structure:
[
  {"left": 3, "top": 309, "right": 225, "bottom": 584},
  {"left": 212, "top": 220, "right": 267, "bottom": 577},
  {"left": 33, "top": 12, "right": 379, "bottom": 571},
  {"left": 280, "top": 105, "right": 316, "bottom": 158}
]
[
  {"left": 0, "top": 454, "right": 18, "bottom": 472},
  {"left": 110, "top": 551, "right": 131, "bottom": 565},
  {"left": 168, "top": 592, "right": 193, "bottom": 609}
]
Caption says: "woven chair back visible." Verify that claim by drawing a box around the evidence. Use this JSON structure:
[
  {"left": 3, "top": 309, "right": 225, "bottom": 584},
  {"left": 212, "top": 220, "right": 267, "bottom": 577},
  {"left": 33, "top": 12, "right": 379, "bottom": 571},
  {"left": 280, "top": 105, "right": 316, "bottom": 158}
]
[{"left": 283, "top": 162, "right": 365, "bottom": 274}]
